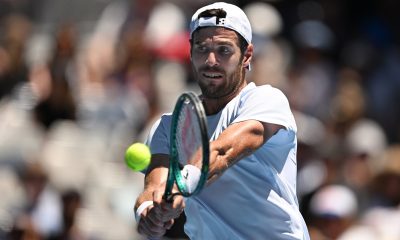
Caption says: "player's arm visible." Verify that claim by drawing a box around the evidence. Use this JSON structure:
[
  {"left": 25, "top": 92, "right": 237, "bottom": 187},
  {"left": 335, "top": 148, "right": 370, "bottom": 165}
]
[
  {"left": 207, "top": 119, "right": 283, "bottom": 184},
  {"left": 134, "top": 154, "right": 168, "bottom": 210},
  {"left": 134, "top": 154, "right": 169, "bottom": 237},
  {"left": 135, "top": 153, "right": 185, "bottom": 214},
  {"left": 134, "top": 154, "right": 184, "bottom": 237}
]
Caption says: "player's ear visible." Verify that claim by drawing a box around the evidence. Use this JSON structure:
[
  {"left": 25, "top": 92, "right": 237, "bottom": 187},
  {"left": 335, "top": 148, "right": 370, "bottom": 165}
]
[{"left": 243, "top": 44, "right": 253, "bottom": 68}]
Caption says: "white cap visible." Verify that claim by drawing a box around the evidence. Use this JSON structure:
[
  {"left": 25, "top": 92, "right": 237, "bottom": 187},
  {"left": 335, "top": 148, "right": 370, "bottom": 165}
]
[
  {"left": 190, "top": 2, "right": 252, "bottom": 44},
  {"left": 310, "top": 185, "right": 358, "bottom": 218}
]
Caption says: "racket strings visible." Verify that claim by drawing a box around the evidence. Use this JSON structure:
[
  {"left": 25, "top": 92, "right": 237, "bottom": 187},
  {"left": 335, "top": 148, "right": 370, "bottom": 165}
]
[{"left": 175, "top": 102, "right": 203, "bottom": 193}]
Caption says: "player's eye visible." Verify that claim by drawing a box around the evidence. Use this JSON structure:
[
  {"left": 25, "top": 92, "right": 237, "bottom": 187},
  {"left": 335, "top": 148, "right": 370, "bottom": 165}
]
[
  {"left": 218, "top": 46, "right": 232, "bottom": 55},
  {"left": 194, "top": 45, "right": 208, "bottom": 53}
]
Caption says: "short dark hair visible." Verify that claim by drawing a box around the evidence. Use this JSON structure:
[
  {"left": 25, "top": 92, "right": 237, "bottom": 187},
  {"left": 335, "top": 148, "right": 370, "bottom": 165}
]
[
  {"left": 190, "top": 8, "right": 249, "bottom": 55},
  {"left": 198, "top": 8, "right": 227, "bottom": 21}
]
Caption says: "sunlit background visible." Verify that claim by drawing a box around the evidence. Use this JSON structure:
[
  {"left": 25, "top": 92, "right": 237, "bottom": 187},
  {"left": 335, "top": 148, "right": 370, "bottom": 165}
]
[{"left": 1, "top": 0, "right": 400, "bottom": 239}]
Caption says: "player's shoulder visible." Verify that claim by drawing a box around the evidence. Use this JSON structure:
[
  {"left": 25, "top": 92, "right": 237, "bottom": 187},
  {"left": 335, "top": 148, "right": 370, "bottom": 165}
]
[
  {"left": 155, "top": 112, "right": 173, "bottom": 128},
  {"left": 241, "top": 82, "right": 288, "bottom": 101},
  {"left": 148, "top": 113, "right": 173, "bottom": 133},
  {"left": 253, "top": 83, "right": 285, "bottom": 96}
]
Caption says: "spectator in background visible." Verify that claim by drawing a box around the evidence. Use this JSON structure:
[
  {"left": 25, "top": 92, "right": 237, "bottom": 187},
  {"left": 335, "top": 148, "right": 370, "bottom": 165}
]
[
  {"left": 74, "top": 2, "right": 151, "bottom": 139},
  {"left": 8, "top": 221, "right": 43, "bottom": 240},
  {"left": 49, "top": 190, "right": 86, "bottom": 240},
  {"left": 0, "top": 14, "right": 31, "bottom": 100},
  {"left": 244, "top": 2, "right": 291, "bottom": 91},
  {"left": 368, "top": 145, "right": 400, "bottom": 208},
  {"left": 307, "top": 184, "right": 358, "bottom": 240},
  {"left": 10, "top": 162, "right": 62, "bottom": 239},
  {"left": 288, "top": 18, "right": 337, "bottom": 122},
  {"left": 32, "top": 24, "right": 77, "bottom": 130}
]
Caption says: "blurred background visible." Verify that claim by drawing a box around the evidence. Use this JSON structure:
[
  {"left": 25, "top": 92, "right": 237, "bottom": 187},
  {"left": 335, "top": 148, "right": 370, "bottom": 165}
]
[{"left": 0, "top": 0, "right": 399, "bottom": 239}]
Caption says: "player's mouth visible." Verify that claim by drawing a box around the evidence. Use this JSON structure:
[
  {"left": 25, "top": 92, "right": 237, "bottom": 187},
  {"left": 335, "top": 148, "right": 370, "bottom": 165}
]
[{"left": 202, "top": 72, "right": 223, "bottom": 80}]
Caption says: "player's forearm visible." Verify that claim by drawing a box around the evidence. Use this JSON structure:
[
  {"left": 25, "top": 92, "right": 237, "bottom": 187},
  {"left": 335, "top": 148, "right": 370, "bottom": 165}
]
[
  {"left": 135, "top": 154, "right": 169, "bottom": 210},
  {"left": 206, "top": 120, "right": 282, "bottom": 184},
  {"left": 206, "top": 138, "right": 261, "bottom": 184}
]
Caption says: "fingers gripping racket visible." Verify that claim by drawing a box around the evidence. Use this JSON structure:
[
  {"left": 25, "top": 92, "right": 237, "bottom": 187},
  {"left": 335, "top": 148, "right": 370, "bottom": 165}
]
[{"left": 164, "top": 92, "right": 209, "bottom": 201}]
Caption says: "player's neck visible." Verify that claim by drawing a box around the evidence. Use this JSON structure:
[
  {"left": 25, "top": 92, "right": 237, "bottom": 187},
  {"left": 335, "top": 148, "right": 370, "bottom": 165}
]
[{"left": 201, "top": 81, "right": 247, "bottom": 115}]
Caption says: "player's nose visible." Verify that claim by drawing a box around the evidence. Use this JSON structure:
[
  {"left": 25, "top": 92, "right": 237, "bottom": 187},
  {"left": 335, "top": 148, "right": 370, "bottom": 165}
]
[{"left": 205, "top": 52, "right": 218, "bottom": 66}]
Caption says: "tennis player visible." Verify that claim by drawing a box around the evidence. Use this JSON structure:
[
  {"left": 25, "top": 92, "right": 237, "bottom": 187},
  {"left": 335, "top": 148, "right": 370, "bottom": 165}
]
[{"left": 134, "top": 2, "right": 310, "bottom": 239}]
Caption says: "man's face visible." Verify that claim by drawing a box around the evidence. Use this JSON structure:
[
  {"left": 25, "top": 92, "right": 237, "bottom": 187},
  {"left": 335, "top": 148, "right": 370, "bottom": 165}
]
[{"left": 191, "top": 27, "right": 248, "bottom": 99}]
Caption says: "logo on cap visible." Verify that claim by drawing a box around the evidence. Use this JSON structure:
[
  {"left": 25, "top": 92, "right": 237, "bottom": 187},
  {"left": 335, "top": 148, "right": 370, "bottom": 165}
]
[{"left": 197, "top": 8, "right": 227, "bottom": 26}]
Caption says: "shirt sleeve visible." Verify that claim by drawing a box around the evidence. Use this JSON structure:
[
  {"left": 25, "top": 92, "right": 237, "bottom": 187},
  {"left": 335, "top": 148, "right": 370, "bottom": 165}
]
[
  {"left": 148, "top": 114, "right": 172, "bottom": 155},
  {"left": 233, "top": 85, "right": 297, "bottom": 131}
]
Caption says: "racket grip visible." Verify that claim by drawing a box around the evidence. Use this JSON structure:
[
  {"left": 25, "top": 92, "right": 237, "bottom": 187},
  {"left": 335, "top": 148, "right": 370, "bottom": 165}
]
[{"left": 164, "top": 192, "right": 181, "bottom": 203}]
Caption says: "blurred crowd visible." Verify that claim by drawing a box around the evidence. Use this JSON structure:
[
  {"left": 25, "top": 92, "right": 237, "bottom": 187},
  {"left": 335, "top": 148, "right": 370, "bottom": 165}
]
[{"left": 0, "top": 0, "right": 399, "bottom": 239}]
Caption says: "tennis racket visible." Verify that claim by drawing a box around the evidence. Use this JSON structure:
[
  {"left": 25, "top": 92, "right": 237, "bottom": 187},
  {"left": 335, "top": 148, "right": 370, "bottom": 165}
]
[{"left": 164, "top": 92, "right": 209, "bottom": 201}]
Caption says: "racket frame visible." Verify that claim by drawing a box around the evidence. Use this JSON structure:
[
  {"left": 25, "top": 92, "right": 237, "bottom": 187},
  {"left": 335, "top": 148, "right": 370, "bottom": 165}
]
[{"left": 164, "top": 92, "right": 209, "bottom": 200}]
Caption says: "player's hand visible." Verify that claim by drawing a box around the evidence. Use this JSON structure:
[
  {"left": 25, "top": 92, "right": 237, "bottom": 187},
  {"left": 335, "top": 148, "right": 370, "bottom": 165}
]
[
  {"left": 137, "top": 204, "right": 174, "bottom": 238},
  {"left": 153, "top": 187, "right": 185, "bottom": 222}
]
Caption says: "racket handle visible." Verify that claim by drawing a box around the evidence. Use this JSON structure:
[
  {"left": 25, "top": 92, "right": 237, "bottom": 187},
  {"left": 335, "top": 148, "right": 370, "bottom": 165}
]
[{"left": 164, "top": 192, "right": 181, "bottom": 203}]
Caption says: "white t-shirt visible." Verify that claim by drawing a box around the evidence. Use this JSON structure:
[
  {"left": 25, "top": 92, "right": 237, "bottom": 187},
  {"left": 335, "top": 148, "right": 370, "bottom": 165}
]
[{"left": 148, "top": 83, "right": 310, "bottom": 239}]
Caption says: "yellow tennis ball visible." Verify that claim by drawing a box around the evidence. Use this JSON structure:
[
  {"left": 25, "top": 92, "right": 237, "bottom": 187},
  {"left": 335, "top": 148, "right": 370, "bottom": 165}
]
[{"left": 125, "top": 143, "right": 151, "bottom": 172}]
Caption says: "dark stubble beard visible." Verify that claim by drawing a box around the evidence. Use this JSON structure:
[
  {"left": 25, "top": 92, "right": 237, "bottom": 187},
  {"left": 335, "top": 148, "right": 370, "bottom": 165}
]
[{"left": 194, "top": 62, "right": 245, "bottom": 99}]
